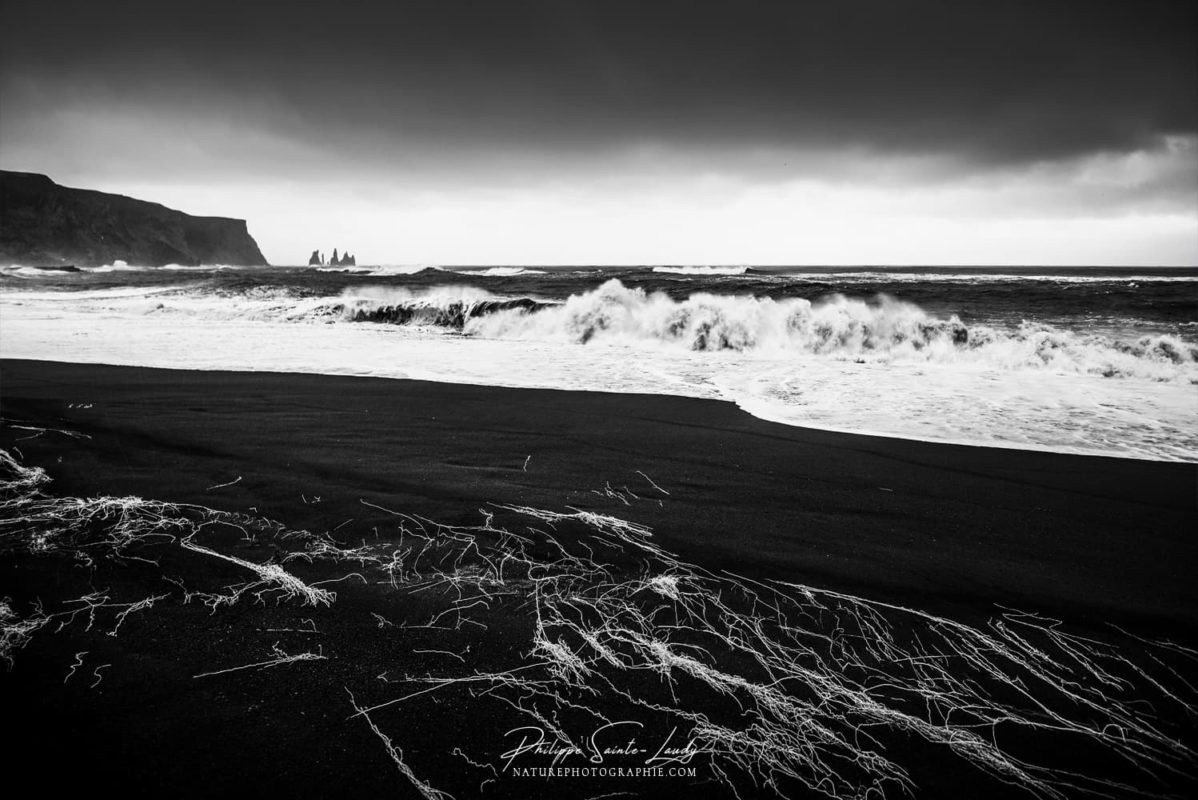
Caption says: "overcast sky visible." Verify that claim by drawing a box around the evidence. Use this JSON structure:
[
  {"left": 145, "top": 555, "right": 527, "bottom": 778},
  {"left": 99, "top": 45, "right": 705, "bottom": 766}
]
[{"left": 2, "top": 0, "right": 1195, "bottom": 265}]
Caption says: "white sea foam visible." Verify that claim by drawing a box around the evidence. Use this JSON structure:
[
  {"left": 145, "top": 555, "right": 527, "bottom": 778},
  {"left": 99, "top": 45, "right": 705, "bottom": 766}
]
[
  {"left": 773, "top": 270, "right": 1198, "bottom": 283},
  {"left": 461, "top": 280, "right": 1196, "bottom": 383},
  {"left": 160, "top": 263, "right": 241, "bottom": 271},
  {"left": 339, "top": 284, "right": 505, "bottom": 307},
  {"left": 370, "top": 264, "right": 443, "bottom": 275},
  {"left": 452, "top": 267, "right": 547, "bottom": 277},
  {"left": 0, "top": 266, "right": 77, "bottom": 278},
  {"left": 652, "top": 265, "right": 751, "bottom": 276},
  {"left": 81, "top": 263, "right": 147, "bottom": 273},
  {"left": 2, "top": 280, "right": 1195, "bottom": 462},
  {"left": 0, "top": 284, "right": 194, "bottom": 301},
  {"left": 313, "top": 264, "right": 445, "bottom": 276}
]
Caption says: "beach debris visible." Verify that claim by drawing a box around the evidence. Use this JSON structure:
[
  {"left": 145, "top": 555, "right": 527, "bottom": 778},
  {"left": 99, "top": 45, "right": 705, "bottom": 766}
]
[
  {"left": 0, "top": 446, "right": 332, "bottom": 615},
  {"left": 0, "top": 597, "right": 49, "bottom": 666},
  {"left": 3, "top": 447, "right": 1196, "bottom": 799},
  {"left": 193, "top": 643, "right": 326, "bottom": 679},
  {"left": 64, "top": 650, "right": 89, "bottom": 683},
  {"left": 346, "top": 688, "right": 453, "bottom": 800},
  {"left": 349, "top": 501, "right": 1198, "bottom": 800},
  {"left": 591, "top": 480, "right": 637, "bottom": 505},
  {"left": 205, "top": 475, "right": 243, "bottom": 491},
  {"left": 413, "top": 648, "right": 467, "bottom": 663},
  {"left": 2, "top": 419, "right": 92, "bottom": 442},
  {"left": 179, "top": 538, "right": 335, "bottom": 608},
  {"left": 89, "top": 663, "right": 111, "bottom": 689},
  {"left": 264, "top": 618, "right": 322, "bottom": 635},
  {"left": 108, "top": 593, "right": 169, "bottom": 636},
  {"left": 636, "top": 469, "right": 670, "bottom": 495},
  {"left": 0, "top": 448, "right": 52, "bottom": 494}
]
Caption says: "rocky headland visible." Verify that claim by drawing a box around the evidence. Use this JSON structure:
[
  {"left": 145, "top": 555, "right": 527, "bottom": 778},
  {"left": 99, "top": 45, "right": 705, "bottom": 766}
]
[{"left": 0, "top": 171, "right": 269, "bottom": 267}]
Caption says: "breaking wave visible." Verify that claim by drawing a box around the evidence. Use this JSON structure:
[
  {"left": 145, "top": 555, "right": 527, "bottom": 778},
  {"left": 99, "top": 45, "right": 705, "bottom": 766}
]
[
  {"left": 1, "top": 265, "right": 83, "bottom": 278},
  {"left": 341, "top": 280, "right": 1196, "bottom": 381},
  {"left": 0, "top": 263, "right": 245, "bottom": 275},
  {"left": 652, "top": 265, "right": 752, "bottom": 276},
  {"left": 315, "top": 267, "right": 375, "bottom": 275},
  {"left": 774, "top": 270, "right": 1198, "bottom": 284},
  {"left": 335, "top": 286, "right": 554, "bottom": 329},
  {"left": 82, "top": 263, "right": 148, "bottom": 273},
  {"left": 5, "top": 274, "right": 1195, "bottom": 461},
  {"left": 365, "top": 264, "right": 444, "bottom": 275},
  {"left": 316, "top": 265, "right": 445, "bottom": 276},
  {"left": 452, "top": 267, "right": 548, "bottom": 277}
]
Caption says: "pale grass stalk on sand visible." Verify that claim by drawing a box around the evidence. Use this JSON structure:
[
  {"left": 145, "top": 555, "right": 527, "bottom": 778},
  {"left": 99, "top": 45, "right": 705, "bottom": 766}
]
[
  {"left": 346, "top": 688, "right": 454, "bottom": 800},
  {"left": 178, "top": 538, "right": 335, "bottom": 607},
  {"left": 374, "top": 500, "right": 1197, "bottom": 799},
  {"left": 0, "top": 597, "right": 49, "bottom": 666},
  {"left": 4, "top": 442, "right": 1196, "bottom": 799},
  {"left": 63, "top": 650, "right": 89, "bottom": 683},
  {"left": 193, "top": 643, "right": 327, "bottom": 679}
]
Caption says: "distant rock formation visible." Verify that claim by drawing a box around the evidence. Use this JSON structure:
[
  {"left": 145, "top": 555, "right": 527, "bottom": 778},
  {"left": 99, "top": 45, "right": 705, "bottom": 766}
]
[
  {"left": 0, "top": 171, "right": 269, "bottom": 268},
  {"left": 311, "top": 247, "right": 356, "bottom": 268}
]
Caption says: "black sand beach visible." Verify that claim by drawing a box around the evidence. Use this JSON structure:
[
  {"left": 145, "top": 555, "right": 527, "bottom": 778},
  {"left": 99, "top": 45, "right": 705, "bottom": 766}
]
[{"left": 2, "top": 358, "right": 1196, "bottom": 798}]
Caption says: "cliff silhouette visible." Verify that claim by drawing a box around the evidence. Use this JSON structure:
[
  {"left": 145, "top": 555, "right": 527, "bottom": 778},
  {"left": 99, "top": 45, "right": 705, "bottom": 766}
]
[{"left": 0, "top": 171, "right": 269, "bottom": 267}]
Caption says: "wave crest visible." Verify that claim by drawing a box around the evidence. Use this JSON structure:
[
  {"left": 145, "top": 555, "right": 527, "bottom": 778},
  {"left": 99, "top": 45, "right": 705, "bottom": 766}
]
[
  {"left": 337, "top": 286, "right": 552, "bottom": 329},
  {"left": 454, "top": 280, "right": 1196, "bottom": 381},
  {"left": 652, "top": 265, "right": 751, "bottom": 276},
  {"left": 452, "top": 267, "right": 547, "bottom": 277}
]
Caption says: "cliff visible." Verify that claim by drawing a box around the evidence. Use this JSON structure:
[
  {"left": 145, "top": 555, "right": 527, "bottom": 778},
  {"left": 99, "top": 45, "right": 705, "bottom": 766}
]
[{"left": 0, "top": 171, "right": 269, "bottom": 267}]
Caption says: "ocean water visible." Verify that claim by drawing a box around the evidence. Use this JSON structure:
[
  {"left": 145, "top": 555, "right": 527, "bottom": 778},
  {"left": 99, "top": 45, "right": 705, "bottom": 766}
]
[{"left": 1, "top": 263, "right": 1195, "bottom": 461}]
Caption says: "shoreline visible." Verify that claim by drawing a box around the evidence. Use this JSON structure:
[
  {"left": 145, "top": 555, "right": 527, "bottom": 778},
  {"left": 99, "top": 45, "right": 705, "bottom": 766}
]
[
  {"left": 3, "top": 357, "right": 1195, "bottom": 629},
  {"left": 2, "top": 358, "right": 1196, "bottom": 798},
  {"left": 3, "top": 268, "right": 1196, "bottom": 465}
]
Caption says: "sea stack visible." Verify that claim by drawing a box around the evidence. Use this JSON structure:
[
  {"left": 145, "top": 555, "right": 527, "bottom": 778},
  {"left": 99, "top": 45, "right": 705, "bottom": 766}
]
[{"left": 309, "top": 247, "right": 357, "bottom": 268}]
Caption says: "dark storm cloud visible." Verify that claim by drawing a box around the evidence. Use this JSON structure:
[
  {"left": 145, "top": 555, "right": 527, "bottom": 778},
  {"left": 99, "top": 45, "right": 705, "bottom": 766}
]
[{"left": 1, "top": 0, "right": 1195, "bottom": 173}]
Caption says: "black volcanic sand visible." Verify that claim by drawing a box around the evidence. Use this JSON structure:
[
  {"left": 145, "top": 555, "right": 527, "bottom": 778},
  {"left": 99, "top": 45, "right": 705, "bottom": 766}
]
[{"left": 1, "top": 358, "right": 1195, "bottom": 799}]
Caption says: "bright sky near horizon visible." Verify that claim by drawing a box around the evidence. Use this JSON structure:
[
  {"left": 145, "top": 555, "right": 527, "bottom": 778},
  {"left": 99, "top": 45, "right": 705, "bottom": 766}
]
[{"left": 2, "top": 0, "right": 1195, "bottom": 266}]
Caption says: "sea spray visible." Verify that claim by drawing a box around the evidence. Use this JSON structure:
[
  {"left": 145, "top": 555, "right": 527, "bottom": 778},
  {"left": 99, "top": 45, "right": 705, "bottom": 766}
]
[
  {"left": 456, "top": 279, "right": 1196, "bottom": 382},
  {"left": 337, "top": 285, "right": 553, "bottom": 329}
]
